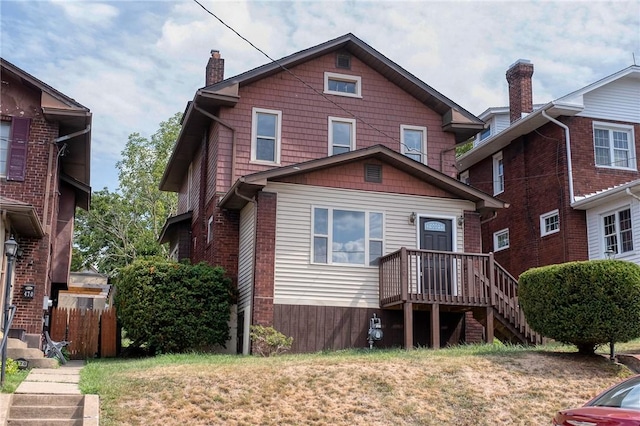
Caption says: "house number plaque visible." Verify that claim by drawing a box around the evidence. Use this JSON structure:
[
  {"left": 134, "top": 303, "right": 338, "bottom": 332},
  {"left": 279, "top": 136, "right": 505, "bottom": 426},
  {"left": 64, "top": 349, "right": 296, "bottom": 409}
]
[{"left": 22, "top": 284, "right": 35, "bottom": 299}]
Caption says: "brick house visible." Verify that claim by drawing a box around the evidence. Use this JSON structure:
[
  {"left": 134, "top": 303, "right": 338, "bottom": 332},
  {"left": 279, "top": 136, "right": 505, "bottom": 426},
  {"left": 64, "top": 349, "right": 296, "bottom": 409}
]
[
  {"left": 159, "top": 34, "right": 539, "bottom": 354},
  {"left": 1, "top": 58, "right": 91, "bottom": 348},
  {"left": 458, "top": 60, "right": 640, "bottom": 279}
]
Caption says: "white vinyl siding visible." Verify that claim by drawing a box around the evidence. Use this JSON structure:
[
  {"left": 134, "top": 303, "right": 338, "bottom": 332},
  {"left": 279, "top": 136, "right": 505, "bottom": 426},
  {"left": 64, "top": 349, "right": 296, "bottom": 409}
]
[
  {"left": 586, "top": 199, "right": 640, "bottom": 262},
  {"left": 265, "top": 182, "right": 472, "bottom": 308},
  {"left": 578, "top": 78, "right": 640, "bottom": 124},
  {"left": 237, "top": 202, "right": 255, "bottom": 310}
]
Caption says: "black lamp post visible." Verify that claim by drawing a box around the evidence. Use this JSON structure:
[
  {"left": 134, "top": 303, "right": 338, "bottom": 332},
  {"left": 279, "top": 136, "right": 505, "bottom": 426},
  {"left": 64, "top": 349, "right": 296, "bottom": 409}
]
[{"left": 2, "top": 236, "right": 19, "bottom": 386}]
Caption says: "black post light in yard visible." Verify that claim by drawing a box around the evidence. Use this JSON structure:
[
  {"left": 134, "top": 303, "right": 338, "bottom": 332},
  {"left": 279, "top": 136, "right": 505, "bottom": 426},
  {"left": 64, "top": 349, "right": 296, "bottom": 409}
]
[{"left": 1, "top": 236, "right": 19, "bottom": 386}]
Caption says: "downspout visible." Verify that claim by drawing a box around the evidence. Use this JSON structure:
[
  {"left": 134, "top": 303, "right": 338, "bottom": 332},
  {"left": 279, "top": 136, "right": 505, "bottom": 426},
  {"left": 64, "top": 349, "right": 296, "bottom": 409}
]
[
  {"left": 626, "top": 188, "right": 640, "bottom": 203},
  {"left": 44, "top": 124, "right": 91, "bottom": 235},
  {"left": 193, "top": 104, "right": 237, "bottom": 186},
  {"left": 233, "top": 186, "right": 257, "bottom": 354},
  {"left": 541, "top": 110, "right": 574, "bottom": 204}
]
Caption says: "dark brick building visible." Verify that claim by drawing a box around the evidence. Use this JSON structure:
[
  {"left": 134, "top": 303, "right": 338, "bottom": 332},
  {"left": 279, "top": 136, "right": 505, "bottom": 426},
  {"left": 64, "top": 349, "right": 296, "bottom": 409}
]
[
  {"left": 459, "top": 61, "right": 640, "bottom": 278},
  {"left": 1, "top": 58, "right": 91, "bottom": 347}
]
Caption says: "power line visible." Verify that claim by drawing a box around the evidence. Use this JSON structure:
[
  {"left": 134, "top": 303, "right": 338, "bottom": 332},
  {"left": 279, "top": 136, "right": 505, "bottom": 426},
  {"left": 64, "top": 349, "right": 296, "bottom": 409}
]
[{"left": 191, "top": 0, "right": 422, "bottom": 155}]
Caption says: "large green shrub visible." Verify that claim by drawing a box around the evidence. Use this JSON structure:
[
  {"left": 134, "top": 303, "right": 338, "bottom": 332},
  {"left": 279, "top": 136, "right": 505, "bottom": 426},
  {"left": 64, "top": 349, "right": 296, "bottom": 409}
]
[
  {"left": 519, "top": 260, "right": 640, "bottom": 354},
  {"left": 115, "top": 259, "right": 234, "bottom": 354}
]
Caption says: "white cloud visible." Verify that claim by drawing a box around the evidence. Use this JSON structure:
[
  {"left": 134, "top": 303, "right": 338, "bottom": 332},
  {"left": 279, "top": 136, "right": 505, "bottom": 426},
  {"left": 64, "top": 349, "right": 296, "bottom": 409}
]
[
  {"left": 50, "top": 0, "right": 119, "bottom": 27},
  {"left": 1, "top": 0, "right": 638, "bottom": 190}
]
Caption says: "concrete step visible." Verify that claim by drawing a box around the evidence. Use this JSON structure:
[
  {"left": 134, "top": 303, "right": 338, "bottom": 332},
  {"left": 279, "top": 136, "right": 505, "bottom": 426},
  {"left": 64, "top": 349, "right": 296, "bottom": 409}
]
[
  {"left": 8, "top": 405, "right": 83, "bottom": 420},
  {"left": 8, "top": 338, "right": 29, "bottom": 349},
  {"left": 6, "top": 419, "right": 83, "bottom": 425},
  {"left": 11, "top": 395, "right": 84, "bottom": 407},
  {"left": 7, "top": 395, "right": 85, "bottom": 426},
  {"left": 8, "top": 348, "right": 48, "bottom": 360},
  {"left": 20, "top": 358, "right": 59, "bottom": 369}
]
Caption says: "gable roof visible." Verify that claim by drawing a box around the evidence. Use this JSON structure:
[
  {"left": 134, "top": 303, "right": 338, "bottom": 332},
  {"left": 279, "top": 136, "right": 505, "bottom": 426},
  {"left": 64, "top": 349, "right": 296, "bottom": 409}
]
[
  {"left": 458, "top": 65, "right": 640, "bottom": 171},
  {"left": 160, "top": 34, "right": 484, "bottom": 192},
  {"left": 219, "top": 144, "right": 507, "bottom": 215},
  {"left": 1, "top": 58, "right": 93, "bottom": 191}
]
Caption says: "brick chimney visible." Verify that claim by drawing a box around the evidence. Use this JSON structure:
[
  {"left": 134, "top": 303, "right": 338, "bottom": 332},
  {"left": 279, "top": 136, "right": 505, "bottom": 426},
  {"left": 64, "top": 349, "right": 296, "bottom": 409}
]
[
  {"left": 206, "top": 50, "right": 224, "bottom": 86},
  {"left": 506, "top": 59, "right": 534, "bottom": 123}
]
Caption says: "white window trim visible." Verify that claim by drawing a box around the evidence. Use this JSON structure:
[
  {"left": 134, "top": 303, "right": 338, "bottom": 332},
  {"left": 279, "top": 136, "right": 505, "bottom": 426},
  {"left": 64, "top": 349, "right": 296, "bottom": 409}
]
[
  {"left": 251, "top": 107, "right": 282, "bottom": 165},
  {"left": 459, "top": 170, "right": 469, "bottom": 185},
  {"left": 207, "top": 215, "right": 214, "bottom": 244},
  {"left": 540, "top": 209, "right": 560, "bottom": 237},
  {"left": 601, "top": 205, "right": 634, "bottom": 256},
  {"left": 493, "top": 228, "right": 510, "bottom": 252},
  {"left": 0, "top": 121, "right": 10, "bottom": 177},
  {"left": 328, "top": 116, "right": 356, "bottom": 156},
  {"left": 311, "top": 206, "right": 384, "bottom": 267},
  {"left": 400, "top": 125, "right": 427, "bottom": 164},
  {"left": 493, "top": 151, "right": 504, "bottom": 195},
  {"left": 323, "top": 72, "right": 362, "bottom": 98},
  {"left": 593, "top": 121, "right": 636, "bottom": 171}
]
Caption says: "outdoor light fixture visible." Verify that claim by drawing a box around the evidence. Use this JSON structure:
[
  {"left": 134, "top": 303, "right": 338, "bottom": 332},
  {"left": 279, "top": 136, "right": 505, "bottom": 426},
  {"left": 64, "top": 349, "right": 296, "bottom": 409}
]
[
  {"left": 4, "top": 237, "right": 18, "bottom": 258},
  {"left": 409, "top": 212, "right": 417, "bottom": 224},
  {"left": 1, "top": 236, "right": 19, "bottom": 386},
  {"left": 367, "top": 313, "right": 383, "bottom": 349},
  {"left": 605, "top": 247, "right": 616, "bottom": 259}
]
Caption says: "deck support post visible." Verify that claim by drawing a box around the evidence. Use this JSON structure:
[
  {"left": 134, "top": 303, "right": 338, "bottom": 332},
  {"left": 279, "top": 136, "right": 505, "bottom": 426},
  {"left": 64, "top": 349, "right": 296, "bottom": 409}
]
[
  {"left": 485, "top": 306, "right": 494, "bottom": 343},
  {"left": 403, "top": 302, "right": 413, "bottom": 350},
  {"left": 431, "top": 304, "right": 440, "bottom": 349}
]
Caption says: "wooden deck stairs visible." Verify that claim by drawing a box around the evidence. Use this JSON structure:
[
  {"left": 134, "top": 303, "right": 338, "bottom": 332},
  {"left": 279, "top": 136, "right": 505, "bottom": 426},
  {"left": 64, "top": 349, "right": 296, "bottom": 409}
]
[{"left": 379, "top": 248, "right": 543, "bottom": 348}]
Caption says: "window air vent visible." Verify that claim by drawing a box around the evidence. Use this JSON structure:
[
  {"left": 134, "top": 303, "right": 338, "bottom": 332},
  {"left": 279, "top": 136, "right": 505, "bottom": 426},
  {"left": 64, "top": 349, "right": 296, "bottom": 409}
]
[
  {"left": 336, "top": 53, "right": 351, "bottom": 69},
  {"left": 365, "top": 164, "right": 382, "bottom": 183}
]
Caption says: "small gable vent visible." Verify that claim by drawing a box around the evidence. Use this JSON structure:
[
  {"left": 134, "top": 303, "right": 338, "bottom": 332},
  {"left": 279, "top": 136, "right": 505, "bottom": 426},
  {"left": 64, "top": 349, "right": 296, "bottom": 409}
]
[
  {"left": 336, "top": 53, "right": 351, "bottom": 69},
  {"left": 365, "top": 164, "right": 382, "bottom": 183}
]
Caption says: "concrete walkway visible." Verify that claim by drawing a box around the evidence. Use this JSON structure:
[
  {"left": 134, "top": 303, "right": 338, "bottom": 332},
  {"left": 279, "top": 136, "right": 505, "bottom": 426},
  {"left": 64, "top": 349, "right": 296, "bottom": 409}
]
[{"left": 0, "top": 360, "right": 94, "bottom": 425}]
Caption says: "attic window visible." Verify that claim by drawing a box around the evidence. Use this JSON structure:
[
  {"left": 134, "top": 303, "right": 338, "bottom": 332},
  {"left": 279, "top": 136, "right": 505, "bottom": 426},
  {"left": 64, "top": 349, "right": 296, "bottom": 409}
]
[
  {"left": 336, "top": 53, "right": 351, "bottom": 69},
  {"left": 365, "top": 164, "right": 382, "bottom": 183},
  {"left": 324, "top": 72, "right": 362, "bottom": 98}
]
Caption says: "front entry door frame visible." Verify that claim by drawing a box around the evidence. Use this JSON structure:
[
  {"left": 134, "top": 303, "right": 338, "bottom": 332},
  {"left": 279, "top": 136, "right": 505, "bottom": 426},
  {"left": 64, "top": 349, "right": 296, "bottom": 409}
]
[{"left": 415, "top": 213, "right": 458, "bottom": 296}]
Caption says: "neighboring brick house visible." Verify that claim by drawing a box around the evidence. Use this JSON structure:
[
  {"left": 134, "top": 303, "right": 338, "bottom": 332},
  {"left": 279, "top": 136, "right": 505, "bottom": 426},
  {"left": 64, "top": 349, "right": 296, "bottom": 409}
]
[
  {"left": 458, "top": 60, "right": 640, "bottom": 279},
  {"left": 159, "top": 34, "right": 535, "bottom": 354},
  {"left": 1, "top": 58, "right": 92, "bottom": 348}
]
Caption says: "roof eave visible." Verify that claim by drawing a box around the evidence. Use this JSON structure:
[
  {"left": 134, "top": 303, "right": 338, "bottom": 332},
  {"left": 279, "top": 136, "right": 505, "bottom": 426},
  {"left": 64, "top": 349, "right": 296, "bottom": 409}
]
[{"left": 457, "top": 102, "right": 584, "bottom": 171}]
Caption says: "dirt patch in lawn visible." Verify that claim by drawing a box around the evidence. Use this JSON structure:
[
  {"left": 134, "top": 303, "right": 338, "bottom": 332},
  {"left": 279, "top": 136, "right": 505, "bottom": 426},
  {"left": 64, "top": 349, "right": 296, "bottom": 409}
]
[{"left": 94, "top": 349, "right": 631, "bottom": 426}]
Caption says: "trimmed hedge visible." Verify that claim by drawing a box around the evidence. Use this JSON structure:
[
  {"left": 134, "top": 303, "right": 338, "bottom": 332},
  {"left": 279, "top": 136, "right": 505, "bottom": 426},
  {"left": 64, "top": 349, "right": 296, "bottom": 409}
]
[
  {"left": 115, "top": 260, "right": 234, "bottom": 354},
  {"left": 519, "top": 260, "right": 640, "bottom": 354}
]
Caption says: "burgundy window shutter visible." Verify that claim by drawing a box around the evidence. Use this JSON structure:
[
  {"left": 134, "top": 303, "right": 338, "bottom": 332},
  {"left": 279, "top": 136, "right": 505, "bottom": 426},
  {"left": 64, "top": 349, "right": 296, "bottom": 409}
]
[{"left": 6, "top": 117, "right": 31, "bottom": 181}]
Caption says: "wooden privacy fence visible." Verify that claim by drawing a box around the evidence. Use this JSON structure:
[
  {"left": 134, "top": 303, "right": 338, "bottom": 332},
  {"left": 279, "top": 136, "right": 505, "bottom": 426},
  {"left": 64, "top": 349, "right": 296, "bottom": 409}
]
[{"left": 50, "top": 307, "right": 118, "bottom": 359}]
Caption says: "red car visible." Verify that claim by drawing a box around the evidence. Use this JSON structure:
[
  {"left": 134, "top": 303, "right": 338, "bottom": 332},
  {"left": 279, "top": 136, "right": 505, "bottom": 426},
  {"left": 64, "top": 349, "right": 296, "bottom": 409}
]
[{"left": 553, "top": 375, "right": 640, "bottom": 425}]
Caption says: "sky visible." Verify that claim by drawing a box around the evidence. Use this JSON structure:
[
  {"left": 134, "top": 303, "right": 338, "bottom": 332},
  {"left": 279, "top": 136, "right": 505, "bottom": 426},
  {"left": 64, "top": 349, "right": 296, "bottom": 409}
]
[{"left": 1, "top": 0, "right": 639, "bottom": 191}]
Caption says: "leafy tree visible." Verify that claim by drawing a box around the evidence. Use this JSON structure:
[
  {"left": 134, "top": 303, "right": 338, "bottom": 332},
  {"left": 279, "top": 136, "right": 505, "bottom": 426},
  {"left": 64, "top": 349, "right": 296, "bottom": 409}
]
[
  {"left": 115, "top": 259, "right": 234, "bottom": 354},
  {"left": 519, "top": 260, "right": 640, "bottom": 355},
  {"left": 73, "top": 113, "right": 180, "bottom": 274}
]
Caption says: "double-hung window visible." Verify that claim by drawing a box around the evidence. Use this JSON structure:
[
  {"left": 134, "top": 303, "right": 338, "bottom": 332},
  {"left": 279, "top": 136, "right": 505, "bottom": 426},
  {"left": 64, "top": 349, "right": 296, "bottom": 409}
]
[
  {"left": 328, "top": 117, "right": 355, "bottom": 155},
  {"left": 401, "top": 125, "right": 427, "bottom": 164},
  {"left": 603, "top": 207, "right": 634, "bottom": 255},
  {"left": 251, "top": 107, "right": 281, "bottom": 164},
  {"left": 593, "top": 122, "right": 635, "bottom": 170},
  {"left": 494, "top": 228, "right": 509, "bottom": 251},
  {"left": 312, "top": 207, "right": 383, "bottom": 266},
  {"left": 0, "top": 121, "right": 9, "bottom": 176},
  {"left": 493, "top": 152, "right": 504, "bottom": 195},
  {"left": 324, "top": 72, "right": 361, "bottom": 98},
  {"left": 540, "top": 210, "right": 560, "bottom": 237}
]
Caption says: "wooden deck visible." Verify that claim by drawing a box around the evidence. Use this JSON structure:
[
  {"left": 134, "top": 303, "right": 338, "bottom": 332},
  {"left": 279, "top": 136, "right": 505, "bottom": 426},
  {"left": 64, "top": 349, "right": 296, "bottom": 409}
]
[{"left": 379, "top": 248, "right": 542, "bottom": 348}]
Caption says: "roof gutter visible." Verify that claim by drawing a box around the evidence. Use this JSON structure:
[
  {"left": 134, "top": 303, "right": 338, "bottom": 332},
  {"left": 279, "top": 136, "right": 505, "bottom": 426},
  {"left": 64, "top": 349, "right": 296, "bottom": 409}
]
[{"left": 541, "top": 110, "right": 575, "bottom": 204}]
